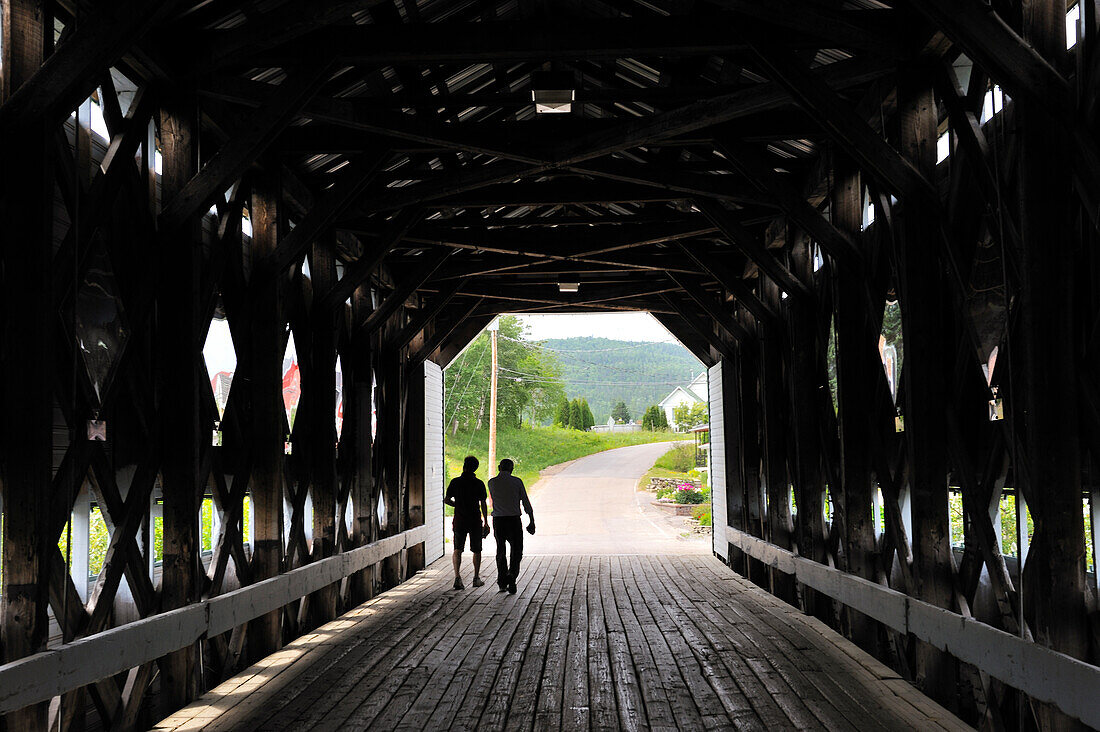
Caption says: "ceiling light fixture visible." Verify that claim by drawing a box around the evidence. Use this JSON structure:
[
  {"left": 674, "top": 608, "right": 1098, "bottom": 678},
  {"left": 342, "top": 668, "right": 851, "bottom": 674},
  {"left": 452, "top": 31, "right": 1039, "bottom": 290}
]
[
  {"left": 558, "top": 282, "right": 580, "bottom": 293},
  {"left": 532, "top": 71, "right": 575, "bottom": 114}
]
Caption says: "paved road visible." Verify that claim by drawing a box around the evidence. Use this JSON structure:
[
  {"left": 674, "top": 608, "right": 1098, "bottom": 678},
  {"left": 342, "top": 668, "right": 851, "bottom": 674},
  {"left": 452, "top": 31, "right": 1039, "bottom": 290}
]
[{"left": 520, "top": 441, "right": 709, "bottom": 555}]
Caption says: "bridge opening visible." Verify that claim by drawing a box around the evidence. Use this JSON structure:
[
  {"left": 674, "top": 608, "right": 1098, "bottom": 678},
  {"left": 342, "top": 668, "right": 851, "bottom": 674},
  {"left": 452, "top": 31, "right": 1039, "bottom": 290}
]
[{"left": 441, "top": 311, "right": 710, "bottom": 559}]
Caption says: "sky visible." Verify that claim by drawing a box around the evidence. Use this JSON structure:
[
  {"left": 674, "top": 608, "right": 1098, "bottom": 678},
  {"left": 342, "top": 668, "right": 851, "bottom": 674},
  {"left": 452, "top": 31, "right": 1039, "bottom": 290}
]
[{"left": 515, "top": 312, "right": 679, "bottom": 343}]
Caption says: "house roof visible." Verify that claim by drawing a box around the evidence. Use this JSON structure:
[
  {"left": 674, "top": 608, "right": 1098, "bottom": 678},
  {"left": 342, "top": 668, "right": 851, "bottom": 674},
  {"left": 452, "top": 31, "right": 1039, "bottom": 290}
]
[{"left": 659, "top": 385, "right": 705, "bottom": 408}]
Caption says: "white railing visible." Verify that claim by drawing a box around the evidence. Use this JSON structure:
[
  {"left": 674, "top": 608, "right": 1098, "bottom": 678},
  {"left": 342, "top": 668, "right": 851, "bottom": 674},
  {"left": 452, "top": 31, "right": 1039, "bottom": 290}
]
[
  {"left": 0, "top": 524, "right": 433, "bottom": 715},
  {"left": 723, "top": 525, "right": 1100, "bottom": 730}
]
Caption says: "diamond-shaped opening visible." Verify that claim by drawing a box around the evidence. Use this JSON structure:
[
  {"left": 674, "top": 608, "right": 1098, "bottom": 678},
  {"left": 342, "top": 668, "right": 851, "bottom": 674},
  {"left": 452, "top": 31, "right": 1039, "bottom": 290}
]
[
  {"left": 377, "top": 492, "right": 387, "bottom": 531},
  {"left": 335, "top": 356, "right": 344, "bottom": 441},
  {"left": 74, "top": 238, "right": 129, "bottom": 406},
  {"left": 204, "top": 312, "right": 236, "bottom": 419},
  {"left": 879, "top": 300, "right": 903, "bottom": 404},
  {"left": 283, "top": 330, "right": 301, "bottom": 431}
]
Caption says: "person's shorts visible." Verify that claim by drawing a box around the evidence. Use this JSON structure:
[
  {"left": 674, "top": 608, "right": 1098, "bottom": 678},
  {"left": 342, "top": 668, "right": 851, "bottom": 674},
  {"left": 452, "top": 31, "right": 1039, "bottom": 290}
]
[{"left": 453, "top": 515, "right": 483, "bottom": 553}]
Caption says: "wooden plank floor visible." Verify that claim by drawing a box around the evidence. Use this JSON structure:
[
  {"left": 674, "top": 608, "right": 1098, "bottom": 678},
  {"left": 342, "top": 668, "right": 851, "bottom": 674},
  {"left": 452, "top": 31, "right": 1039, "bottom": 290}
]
[{"left": 155, "top": 555, "right": 971, "bottom": 731}]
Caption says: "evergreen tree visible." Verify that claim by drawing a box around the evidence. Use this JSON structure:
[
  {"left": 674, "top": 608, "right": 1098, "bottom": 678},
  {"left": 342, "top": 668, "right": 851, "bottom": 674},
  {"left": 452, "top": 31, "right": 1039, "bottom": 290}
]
[
  {"left": 610, "top": 400, "right": 631, "bottom": 423},
  {"left": 642, "top": 405, "right": 661, "bottom": 430},
  {"left": 581, "top": 399, "right": 595, "bottom": 429},
  {"left": 568, "top": 399, "right": 582, "bottom": 430},
  {"left": 656, "top": 406, "right": 669, "bottom": 430},
  {"left": 554, "top": 395, "right": 570, "bottom": 427}
]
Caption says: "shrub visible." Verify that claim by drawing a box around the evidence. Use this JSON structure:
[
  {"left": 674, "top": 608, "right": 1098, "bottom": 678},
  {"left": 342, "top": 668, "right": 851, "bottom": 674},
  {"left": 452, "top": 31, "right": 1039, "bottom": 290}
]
[
  {"left": 655, "top": 443, "right": 695, "bottom": 473},
  {"left": 673, "top": 483, "right": 705, "bottom": 504},
  {"left": 692, "top": 504, "right": 712, "bottom": 526}
]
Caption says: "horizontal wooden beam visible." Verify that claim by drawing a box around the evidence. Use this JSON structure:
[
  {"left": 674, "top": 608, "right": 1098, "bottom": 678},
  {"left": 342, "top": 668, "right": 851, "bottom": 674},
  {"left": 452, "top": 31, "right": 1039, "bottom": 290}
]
[{"left": 244, "top": 16, "right": 853, "bottom": 67}]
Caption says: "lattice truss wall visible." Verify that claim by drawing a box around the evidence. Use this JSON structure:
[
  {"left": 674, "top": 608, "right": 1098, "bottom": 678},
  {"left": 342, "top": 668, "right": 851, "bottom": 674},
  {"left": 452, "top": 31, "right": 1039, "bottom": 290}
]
[
  {"left": 0, "top": 7, "right": 448, "bottom": 731},
  {"left": 1, "top": 0, "right": 1100, "bottom": 730}
]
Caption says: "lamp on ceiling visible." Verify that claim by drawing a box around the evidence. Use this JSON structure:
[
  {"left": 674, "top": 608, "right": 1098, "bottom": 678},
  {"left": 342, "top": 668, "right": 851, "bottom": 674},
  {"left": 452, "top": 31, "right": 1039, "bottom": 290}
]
[
  {"left": 558, "top": 282, "right": 580, "bottom": 293},
  {"left": 532, "top": 71, "right": 575, "bottom": 114}
]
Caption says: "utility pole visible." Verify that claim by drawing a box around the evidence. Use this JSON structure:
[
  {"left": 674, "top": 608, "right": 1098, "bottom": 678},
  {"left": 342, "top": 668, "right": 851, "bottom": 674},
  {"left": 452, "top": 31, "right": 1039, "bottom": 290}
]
[{"left": 488, "top": 319, "right": 499, "bottom": 478}]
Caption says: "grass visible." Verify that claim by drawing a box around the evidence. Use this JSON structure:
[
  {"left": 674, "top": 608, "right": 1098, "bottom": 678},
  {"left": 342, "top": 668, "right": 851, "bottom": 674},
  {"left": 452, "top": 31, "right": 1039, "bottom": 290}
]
[
  {"left": 639, "top": 442, "right": 699, "bottom": 490},
  {"left": 445, "top": 425, "right": 683, "bottom": 492}
]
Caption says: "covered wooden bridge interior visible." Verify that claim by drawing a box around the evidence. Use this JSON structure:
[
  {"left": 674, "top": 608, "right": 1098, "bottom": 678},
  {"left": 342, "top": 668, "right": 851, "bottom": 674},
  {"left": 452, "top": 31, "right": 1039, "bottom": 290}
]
[{"left": 2, "top": 0, "right": 1100, "bottom": 729}]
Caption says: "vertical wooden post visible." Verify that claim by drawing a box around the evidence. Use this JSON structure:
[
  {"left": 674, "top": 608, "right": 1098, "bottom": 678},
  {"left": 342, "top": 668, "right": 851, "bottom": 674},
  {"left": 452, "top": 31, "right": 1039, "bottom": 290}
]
[
  {"left": 405, "top": 357, "right": 426, "bottom": 575},
  {"left": 0, "top": 2, "right": 52, "bottom": 727},
  {"left": 895, "top": 62, "right": 956, "bottom": 705},
  {"left": 349, "top": 286, "right": 375, "bottom": 604},
  {"left": 721, "top": 350, "right": 747, "bottom": 570},
  {"left": 157, "top": 93, "right": 202, "bottom": 709},
  {"left": 832, "top": 155, "right": 879, "bottom": 651},
  {"left": 738, "top": 319, "right": 768, "bottom": 587},
  {"left": 788, "top": 232, "right": 828, "bottom": 621},
  {"left": 759, "top": 277, "right": 796, "bottom": 603},
  {"left": 376, "top": 316, "right": 404, "bottom": 588},
  {"left": 1017, "top": 4, "right": 1090, "bottom": 726},
  {"left": 309, "top": 238, "right": 339, "bottom": 622},
  {"left": 248, "top": 173, "right": 285, "bottom": 657}
]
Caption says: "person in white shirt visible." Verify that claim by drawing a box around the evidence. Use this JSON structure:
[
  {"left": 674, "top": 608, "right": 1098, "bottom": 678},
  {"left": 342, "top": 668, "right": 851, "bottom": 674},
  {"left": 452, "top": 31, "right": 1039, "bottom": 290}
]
[{"left": 487, "top": 458, "right": 535, "bottom": 594}]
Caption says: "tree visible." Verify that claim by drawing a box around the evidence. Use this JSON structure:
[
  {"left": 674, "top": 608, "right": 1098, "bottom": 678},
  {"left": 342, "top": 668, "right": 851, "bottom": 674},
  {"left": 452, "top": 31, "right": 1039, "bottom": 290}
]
[
  {"left": 568, "top": 399, "right": 582, "bottom": 430},
  {"left": 554, "top": 395, "right": 570, "bottom": 427},
  {"left": 641, "top": 405, "right": 668, "bottom": 431},
  {"left": 672, "top": 401, "right": 708, "bottom": 431},
  {"left": 581, "top": 399, "right": 595, "bottom": 429},
  {"left": 443, "top": 315, "right": 565, "bottom": 431},
  {"left": 610, "top": 399, "right": 631, "bottom": 423}
]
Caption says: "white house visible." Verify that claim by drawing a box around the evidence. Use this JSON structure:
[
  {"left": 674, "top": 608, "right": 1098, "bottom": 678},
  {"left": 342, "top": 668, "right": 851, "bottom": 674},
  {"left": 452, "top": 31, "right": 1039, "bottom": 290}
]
[{"left": 658, "top": 372, "right": 708, "bottom": 429}]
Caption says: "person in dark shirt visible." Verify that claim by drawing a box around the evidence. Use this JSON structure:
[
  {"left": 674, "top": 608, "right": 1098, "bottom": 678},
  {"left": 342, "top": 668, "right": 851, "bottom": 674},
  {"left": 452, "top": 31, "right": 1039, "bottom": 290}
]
[
  {"left": 487, "top": 458, "right": 535, "bottom": 594},
  {"left": 444, "top": 455, "right": 489, "bottom": 590}
]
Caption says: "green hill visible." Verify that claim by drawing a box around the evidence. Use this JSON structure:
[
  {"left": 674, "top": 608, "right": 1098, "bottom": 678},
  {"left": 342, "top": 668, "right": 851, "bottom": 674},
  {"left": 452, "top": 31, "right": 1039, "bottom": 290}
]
[{"left": 539, "top": 337, "right": 702, "bottom": 423}]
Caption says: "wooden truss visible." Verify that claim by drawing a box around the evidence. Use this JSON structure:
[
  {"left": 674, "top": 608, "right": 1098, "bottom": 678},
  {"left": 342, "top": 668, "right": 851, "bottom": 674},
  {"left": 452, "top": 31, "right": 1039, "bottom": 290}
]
[{"left": 1, "top": 0, "right": 1099, "bottom": 729}]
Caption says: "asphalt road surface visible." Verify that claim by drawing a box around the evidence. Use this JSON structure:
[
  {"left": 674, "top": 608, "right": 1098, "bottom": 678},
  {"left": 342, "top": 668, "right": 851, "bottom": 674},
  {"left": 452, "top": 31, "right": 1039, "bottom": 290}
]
[{"left": 519, "top": 441, "right": 709, "bottom": 555}]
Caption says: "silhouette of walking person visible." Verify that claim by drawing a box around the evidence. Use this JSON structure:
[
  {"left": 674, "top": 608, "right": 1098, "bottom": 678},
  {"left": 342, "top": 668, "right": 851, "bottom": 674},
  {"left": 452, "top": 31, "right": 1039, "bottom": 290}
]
[
  {"left": 487, "top": 458, "right": 535, "bottom": 594},
  {"left": 444, "top": 455, "right": 489, "bottom": 590}
]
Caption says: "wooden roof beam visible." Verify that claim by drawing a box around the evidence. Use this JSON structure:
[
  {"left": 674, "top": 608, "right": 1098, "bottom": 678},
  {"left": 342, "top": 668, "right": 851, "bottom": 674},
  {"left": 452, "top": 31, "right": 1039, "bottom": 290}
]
[
  {"left": 358, "top": 248, "right": 453, "bottom": 334},
  {"left": 321, "top": 208, "right": 425, "bottom": 309},
  {"left": 266, "top": 151, "right": 391, "bottom": 277},
  {"left": 159, "top": 62, "right": 334, "bottom": 230},
  {"left": 668, "top": 272, "right": 751, "bottom": 345},
  {"left": 0, "top": 0, "right": 184, "bottom": 137},
  {"left": 714, "top": 138, "right": 862, "bottom": 268},
  {"left": 390, "top": 277, "right": 469, "bottom": 351},
  {"left": 237, "top": 16, "right": 856, "bottom": 68},
  {"left": 694, "top": 198, "right": 813, "bottom": 302},
  {"left": 674, "top": 241, "right": 774, "bottom": 323},
  {"left": 652, "top": 309, "right": 721, "bottom": 367},
  {"left": 747, "top": 44, "right": 934, "bottom": 204}
]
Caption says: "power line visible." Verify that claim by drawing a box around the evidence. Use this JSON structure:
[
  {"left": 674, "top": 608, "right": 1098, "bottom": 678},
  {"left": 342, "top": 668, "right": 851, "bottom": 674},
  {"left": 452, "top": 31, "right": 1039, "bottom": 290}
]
[
  {"left": 500, "top": 334, "right": 696, "bottom": 378},
  {"left": 444, "top": 339, "right": 489, "bottom": 428},
  {"left": 497, "top": 366, "right": 696, "bottom": 387},
  {"left": 499, "top": 334, "right": 680, "bottom": 352}
]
